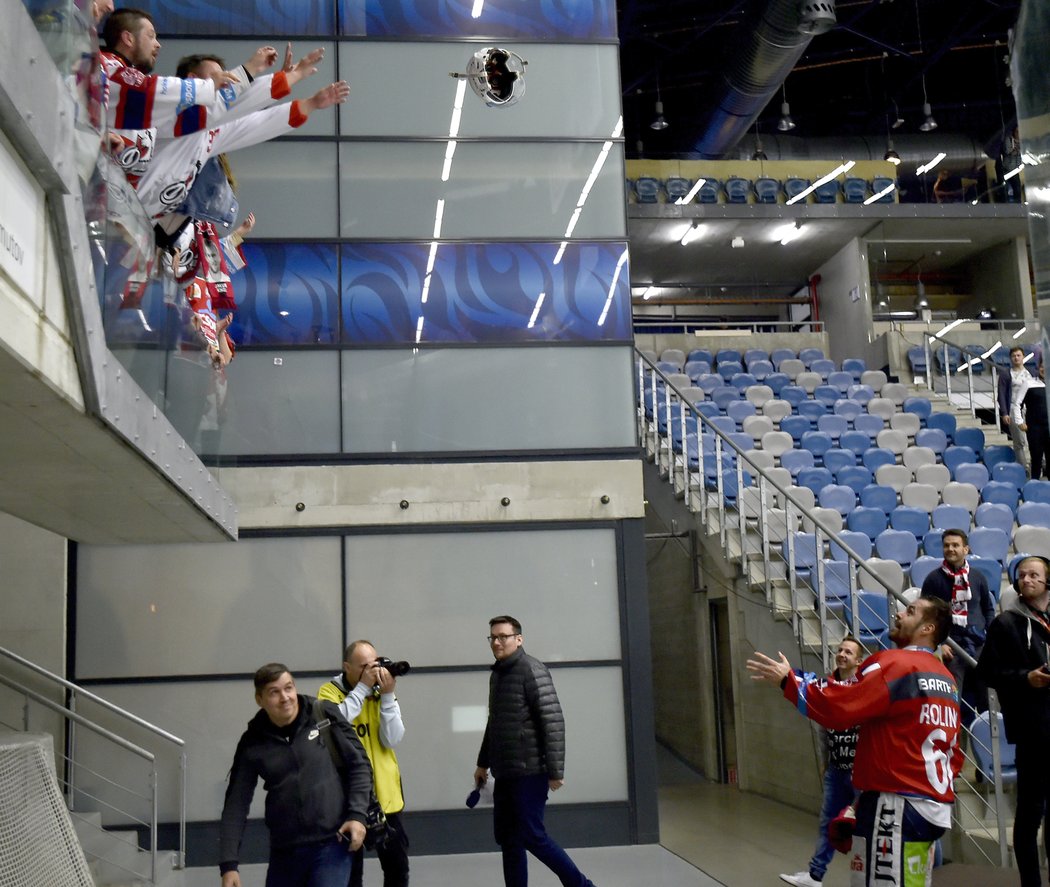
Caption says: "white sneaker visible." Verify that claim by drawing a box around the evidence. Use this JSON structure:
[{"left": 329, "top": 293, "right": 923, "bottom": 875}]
[{"left": 779, "top": 873, "right": 821, "bottom": 887}]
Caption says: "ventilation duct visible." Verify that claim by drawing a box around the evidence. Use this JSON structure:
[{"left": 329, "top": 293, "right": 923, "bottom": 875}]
[{"left": 689, "top": 0, "right": 836, "bottom": 158}]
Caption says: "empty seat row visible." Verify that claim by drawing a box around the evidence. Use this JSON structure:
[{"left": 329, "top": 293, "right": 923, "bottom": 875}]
[{"left": 628, "top": 175, "right": 896, "bottom": 206}]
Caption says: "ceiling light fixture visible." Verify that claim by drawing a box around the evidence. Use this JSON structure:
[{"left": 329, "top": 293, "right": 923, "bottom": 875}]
[
  {"left": 650, "top": 77, "right": 668, "bottom": 130},
  {"left": 777, "top": 84, "right": 796, "bottom": 132},
  {"left": 884, "top": 138, "right": 901, "bottom": 165},
  {"left": 641, "top": 286, "right": 656, "bottom": 300},
  {"left": 914, "top": 0, "right": 937, "bottom": 132},
  {"left": 751, "top": 125, "right": 767, "bottom": 161},
  {"left": 680, "top": 222, "right": 704, "bottom": 246}
]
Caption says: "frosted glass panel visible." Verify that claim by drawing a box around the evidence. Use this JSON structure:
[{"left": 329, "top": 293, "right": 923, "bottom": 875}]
[
  {"left": 230, "top": 142, "right": 339, "bottom": 238},
  {"left": 344, "top": 528, "right": 621, "bottom": 665},
  {"left": 76, "top": 538, "right": 342, "bottom": 678},
  {"left": 342, "top": 346, "right": 636, "bottom": 452},
  {"left": 153, "top": 40, "right": 338, "bottom": 137},
  {"left": 339, "top": 142, "right": 626, "bottom": 240},
  {"left": 392, "top": 668, "right": 628, "bottom": 810},
  {"left": 338, "top": 43, "right": 621, "bottom": 139},
  {"left": 197, "top": 350, "right": 341, "bottom": 456},
  {"left": 75, "top": 680, "right": 273, "bottom": 823}
]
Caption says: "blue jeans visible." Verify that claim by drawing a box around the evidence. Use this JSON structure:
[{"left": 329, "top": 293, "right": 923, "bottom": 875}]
[
  {"left": 265, "top": 836, "right": 353, "bottom": 887},
  {"left": 493, "top": 773, "right": 594, "bottom": 887},
  {"left": 809, "top": 767, "right": 855, "bottom": 881}
]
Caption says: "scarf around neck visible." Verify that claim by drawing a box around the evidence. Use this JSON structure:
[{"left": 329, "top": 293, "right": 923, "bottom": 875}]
[{"left": 941, "top": 560, "right": 970, "bottom": 627}]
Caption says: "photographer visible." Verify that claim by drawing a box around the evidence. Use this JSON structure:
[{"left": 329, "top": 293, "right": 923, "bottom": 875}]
[{"left": 318, "top": 641, "right": 409, "bottom": 887}]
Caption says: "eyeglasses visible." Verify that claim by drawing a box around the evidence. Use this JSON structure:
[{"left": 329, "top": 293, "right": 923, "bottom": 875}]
[{"left": 487, "top": 633, "right": 520, "bottom": 643}]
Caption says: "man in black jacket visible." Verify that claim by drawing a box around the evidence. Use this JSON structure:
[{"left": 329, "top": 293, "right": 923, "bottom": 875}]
[
  {"left": 473, "top": 616, "right": 596, "bottom": 887},
  {"left": 978, "top": 556, "right": 1050, "bottom": 887},
  {"left": 219, "top": 663, "right": 373, "bottom": 887}
]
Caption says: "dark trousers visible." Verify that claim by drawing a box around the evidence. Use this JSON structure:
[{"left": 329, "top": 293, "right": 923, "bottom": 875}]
[
  {"left": 493, "top": 773, "right": 593, "bottom": 887},
  {"left": 1027, "top": 426, "right": 1050, "bottom": 480},
  {"left": 266, "top": 836, "right": 353, "bottom": 887},
  {"left": 1015, "top": 740, "right": 1050, "bottom": 887},
  {"left": 348, "top": 812, "right": 409, "bottom": 887}
]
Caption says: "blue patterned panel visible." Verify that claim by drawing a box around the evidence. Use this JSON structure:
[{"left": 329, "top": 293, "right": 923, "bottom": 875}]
[
  {"left": 344, "top": 0, "right": 615, "bottom": 39},
  {"left": 148, "top": 0, "right": 336, "bottom": 36},
  {"left": 230, "top": 243, "right": 340, "bottom": 345},
  {"left": 342, "top": 242, "right": 630, "bottom": 344}
]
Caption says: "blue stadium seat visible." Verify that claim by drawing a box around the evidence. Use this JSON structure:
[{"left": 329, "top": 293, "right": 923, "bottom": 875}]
[
  {"left": 968, "top": 557, "right": 1004, "bottom": 601},
  {"left": 890, "top": 506, "right": 930, "bottom": 538},
  {"left": 729, "top": 372, "right": 759, "bottom": 391},
  {"left": 635, "top": 176, "right": 661, "bottom": 203},
  {"left": 823, "top": 447, "right": 856, "bottom": 474},
  {"left": 852, "top": 591, "right": 892, "bottom": 649},
  {"left": 983, "top": 445, "right": 1016, "bottom": 471},
  {"left": 709, "top": 415, "right": 736, "bottom": 436},
  {"left": 907, "top": 347, "right": 928, "bottom": 375},
  {"left": 765, "top": 373, "right": 791, "bottom": 395},
  {"left": 695, "top": 374, "right": 721, "bottom": 394},
  {"left": 840, "top": 430, "right": 872, "bottom": 457},
  {"left": 974, "top": 502, "right": 1014, "bottom": 535},
  {"left": 753, "top": 177, "right": 780, "bottom": 203},
  {"left": 835, "top": 399, "right": 863, "bottom": 422},
  {"left": 841, "top": 358, "right": 866, "bottom": 380},
  {"left": 711, "top": 387, "right": 743, "bottom": 410},
  {"left": 909, "top": 555, "right": 942, "bottom": 588},
  {"left": 932, "top": 504, "right": 971, "bottom": 531},
  {"left": 870, "top": 176, "right": 896, "bottom": 204},
  {"left": 1017, "top": 501, "right": 1050, "bottom": 530},
  {"left": 902, "top": 397, "right": 932, "bottom": 421},
  {"left": 861, "top": 447, "right": 897, "bottom": 472},
  {"left": 783, "top": 532, "right": 821, "bottom": 576},
  {"left": 822, "top": 560, "right": 852, "bottom": 601},
  {"left": 716, "top": 349, "right": 742, "bottom": 365},
  {"left": 811, "top": 358, "right": 837, "bottom": 379},
  {"left": 827, "top": 371, "right": 854, "bottom": 393},
  {"left": 684, "top": 360, "right": 712, "bottom": 381},
  {"left": 970, "top": 710, "right": 1016, "bottom": 784},
  {"left": 744, "top": 348, "right": 770, "bottom": 367},
  {"left": 724, "top": 177, "right": 751, "bottom": 203},
  {"left": 926, "top": 413, "right": 957, "bottom": 438},
  {"left": 726, "top": 400, "right": 758, "bottom": 427},
  {"left": 914, "top": 428, "right": 949, "bottom": 456},
  {"left": 818, "top": 415, "right": 849, "bottom": 441},
  {"left": 798, "top": 400, "right": 829, "bottom": 428},
  {"left": 954, "top": 427, "right": 985, "bottom": 453},
  {"left": 781, "top": 415, "right": 811, "bottom": 443},
  {"left": 875, "top": 529, "right": 918, "bottom": 568},
  {"left": 784, "top": 177, "right": 812, "bottom": 202},
  {"left": 696, "top": 402, "right": 720, "bottom": 420},
  {"left": 1023, "top": 479, "right": 1050, "bottom": 504},
  {"left": 830, "top": 530, "right": 873, "bottom": 561},
  {"left": 853, "top": 414, "right": 885, "bottom": 441},
  {"left": 843, "top": 177, "right": 868, "bottom": 204},
  {"left": 847, "top": 506, "right": 890, "bottom": 540},
  {"left": 770, "top": 349, "right": 796, "bottom": 370},
  {"left": 782, "top": 388, "right": 810, "bottom": 412},
  {"left": 968, "top": 526, "right": 1010, "bottom": 563},
  {"left": 820, "top": 484, "right": 857, "bottom": 517},
  {"left": 813, "top": 385, "right": 840, "bottom": 408},
  {"left": 696, "top": 179, "right": 721, "bottom": 203},
  {"left": 981, "top": 481, "right": 1020, "bottom": 512},
  {"left": 837, "top": 465, "right": 873, "bottom": 495},
  {"left": 813, "top": 179, "right": 841, "bottom": 203},
  {"left": 718, "top": 360, "right": 744, "bottom": 380},
  {"left": 664, "top": 176, "right": 692, "bottom": 203},
  {"left": 799, "top": 348, "right": 825, "bottom": 368},
  {"left": 780, "top": 449, "right": 815, "bottom": 477},
  {"left": 860, "top": 483, "right": 897, "bottom": 514},
  {"left": 797, "top": 467, "right": 835, "bottom": 497},
  {"left": 923, "top": 529, "right": 944, "bottom": 557},
  {"left": 955, "top": 462, "right": 990, "bottom": 490},
  {"left": 943, "top": 446, "right": 979, "bottom": 475},
  {"left": 993, "top": 462, "right": 1027, "bottom": 491},
  {"left": 749, "top": 359, "right": 774, "bottom": 380},
  {"left": 688, "top": 348, "right": 714, "bottom": 366},
  {"left": 847, "top": 384, "right": 875, "bottom": 404}
]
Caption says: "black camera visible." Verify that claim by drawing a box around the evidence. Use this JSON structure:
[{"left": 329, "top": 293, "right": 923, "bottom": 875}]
[{"left": 376, "top": 657, "right": 411, "bottom": 677}]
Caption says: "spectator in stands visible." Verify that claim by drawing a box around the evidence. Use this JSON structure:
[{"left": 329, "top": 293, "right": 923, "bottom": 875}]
[
  {"left": 219, "top": 663, "right": 373, "bottom": 887},
  {"left": 1014, "top": 358, "right": 1050, "bottom": 480},
  {"left": 779, "top": 637, "right": 862, "bottom": 887},
  {"left": 999, "top": 345, "right": 1034, "bottom": 471},
  {"left": 318, "top": 641, "right": 410, "bottom": 887},
  {"left": 978, "top": 555, "right": 1050, "bottom": 887},
  {"left": 920, "top": 529, "right": 994, "bottom": 725},
  {"left": 748, "top": 597, "right": 961, "bottom": 887},
  {"left": 932, "top": 169, "right": 976, "bottom": 203}
]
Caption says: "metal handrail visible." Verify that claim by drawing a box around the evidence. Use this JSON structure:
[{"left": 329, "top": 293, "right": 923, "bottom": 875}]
[{"left": 0, "top": 644, "right": 187, "bottom": 876}]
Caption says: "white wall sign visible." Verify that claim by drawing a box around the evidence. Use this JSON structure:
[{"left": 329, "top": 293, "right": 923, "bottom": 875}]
[{"left": 0, "top": 131, "right": 43, "bottom": 297}]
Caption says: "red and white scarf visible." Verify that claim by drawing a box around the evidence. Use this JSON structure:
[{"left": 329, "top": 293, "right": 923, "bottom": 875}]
[{"left": 941, "top": 561, "right": 970, "bottom": 627}]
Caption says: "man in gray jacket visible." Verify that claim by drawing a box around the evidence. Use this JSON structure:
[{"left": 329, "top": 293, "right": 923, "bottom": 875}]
[{"left": 473, "top": 615, "right": 596, "bottom": 887}]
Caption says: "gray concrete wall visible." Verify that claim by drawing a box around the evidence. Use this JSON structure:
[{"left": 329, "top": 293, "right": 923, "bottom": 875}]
[{"left": 963, "top": 237, "right": 1032, "bottom": 321}]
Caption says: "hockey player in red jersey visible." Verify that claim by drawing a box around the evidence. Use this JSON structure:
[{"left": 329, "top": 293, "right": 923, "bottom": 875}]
[{"left": 748, "top": 595, "right": 962, "bottom": 887}]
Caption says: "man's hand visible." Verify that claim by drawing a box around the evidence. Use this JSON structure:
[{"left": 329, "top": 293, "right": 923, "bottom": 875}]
[
  {"left": 284, "top": 46, "right": 326, "bottom": 88},
  {"left": 549, "top": 778, "right": 564, "bottom": 792},
  {"left": 1021, "top": 423, "right": 1029, "bottom": 432},
  {"left": 245, "top": 46, "right": 279, "bottom": 76},
  {"left": 474, "top": 766, "right": 489, "bottom": 788},
  {"left": 301, "top": 81, "right": 350, "bottom": 115},
  {"left": 221, "top": 871, "right": 241, "bottom": 887},
  {"left": 338, "top": 820, "right": 366, "bottom": 851},
  {"left": 941, "top": 644, "right": 954, "bottom": 663},
  {"left": 374, "top": 663, "right": 396, "bottom": 694},
  {"left": 1028, "top": 666, "right": 1050, "bottom": 689},
  {"left": 207, "top": 69, "right": 241, "bottom": 91},
  {"left": 745, "top": 651, "right": 793, "bottom": 687},
  {"left": 1003, "top": 416, "right": 1011, "bottom": 426},
  {"left": 234, "top": 212, "right": 256, "bottom": 239}
]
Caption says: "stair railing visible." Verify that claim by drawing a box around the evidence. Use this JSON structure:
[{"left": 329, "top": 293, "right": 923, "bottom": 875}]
[
  {"left": 0, "top": 645, "right": 186, "bottom": 881},
  {"left": 637, "top": 348, "right": 1012, "bottom": 867}
]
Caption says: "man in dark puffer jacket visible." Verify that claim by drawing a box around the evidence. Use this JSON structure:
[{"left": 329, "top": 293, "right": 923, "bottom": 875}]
[{"left": 474, "top": 615, "right": 596, "bottom": 887}]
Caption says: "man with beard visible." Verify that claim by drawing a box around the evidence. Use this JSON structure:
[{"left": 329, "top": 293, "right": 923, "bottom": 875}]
[{"left": 748, "top": 597, "right": 962, "bottom": 887}]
